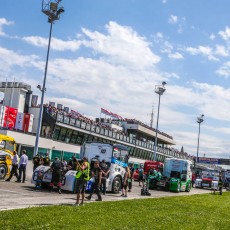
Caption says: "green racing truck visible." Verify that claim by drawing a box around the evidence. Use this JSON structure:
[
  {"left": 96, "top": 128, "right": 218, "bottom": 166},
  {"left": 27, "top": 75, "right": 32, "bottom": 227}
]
[{"left": 155, "top": 158, "right": 192, "bottom": 192}]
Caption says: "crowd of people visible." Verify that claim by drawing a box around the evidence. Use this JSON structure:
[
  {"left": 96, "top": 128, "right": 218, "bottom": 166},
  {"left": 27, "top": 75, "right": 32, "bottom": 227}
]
[{"left": 33, "top": 154, "right": 137, "bottom": 205}]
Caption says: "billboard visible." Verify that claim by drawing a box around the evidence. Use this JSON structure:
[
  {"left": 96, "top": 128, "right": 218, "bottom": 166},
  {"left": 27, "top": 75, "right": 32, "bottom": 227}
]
[
  {"left": 198, "top": 157, "right": 219, "bottom": 164},
  {"left": 3, "top": 106, "right": 18, "bottom": 128},
  {"left": 15, "top": 112, "right": 25, "bottom": 130}
]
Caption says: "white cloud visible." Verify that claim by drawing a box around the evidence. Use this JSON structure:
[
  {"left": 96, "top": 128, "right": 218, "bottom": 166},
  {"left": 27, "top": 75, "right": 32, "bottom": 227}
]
[
  {"left": 22, "top": 36, "right": 83, "bottom": 51},
  {"left": 215, "top": 45, "right": 229, "bottom": 57},
  {"left": 219, "top": 26, "right": 230, "bottom": 40},
  {"left": 0, "top": 18, "right": 14, "bottom": 36},
  {"left": 186, "top": 46, "right": 219, "bottom": 61},
  {"left": 168, "top": 52, "right": 184, "bottom": 59},
  {"left": 168, "top": 15, "right": 178, "bottom": 24},
  {"left": 209, "top": 33, "right": 215, "bottom": 40},
  {"left": 81, "top": 21, "right": 161, "bottom": 68},
  {"left": 0, "top": 46, "right": 39, "bottom": 73},
  {"left": 216, "top": 61, "right": 230, "bottom": 78}
]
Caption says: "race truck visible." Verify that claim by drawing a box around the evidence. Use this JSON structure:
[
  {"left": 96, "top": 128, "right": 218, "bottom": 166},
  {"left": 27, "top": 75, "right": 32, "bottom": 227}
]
[
  {"left": 155, "top": 158, "right": 192, "bottom": 192},
  {"left": 0, "top": 134, "right": 16, "bottom": 179},
  {"left": 195, "top": 170, "right": 219, "bottom": 189},
  {"left": 133, "top": 161, "right": 163, "bottom": 181},
  {"left": 32, "top": 142, "right": 129, "bottom": 194}
]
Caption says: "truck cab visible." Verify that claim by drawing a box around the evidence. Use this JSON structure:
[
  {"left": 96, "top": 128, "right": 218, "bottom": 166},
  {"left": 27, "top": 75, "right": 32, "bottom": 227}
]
[
  {"left": 0, "top": 135, "right": 16, "bottom": 179},
  {"left": 195, "top": 170, "right": 219, "bottom": 189},
  {"left": 156, "top": 158, "right": 192, "bottom": 192}
]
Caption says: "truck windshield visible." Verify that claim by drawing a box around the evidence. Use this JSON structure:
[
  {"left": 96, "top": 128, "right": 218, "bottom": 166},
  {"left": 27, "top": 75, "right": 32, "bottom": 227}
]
[
  {"left": 1, "top": 141, "right": 14, "bottom": 153},
  {"left": 113, "top": 148, "right": 128, "bottom": 164}
]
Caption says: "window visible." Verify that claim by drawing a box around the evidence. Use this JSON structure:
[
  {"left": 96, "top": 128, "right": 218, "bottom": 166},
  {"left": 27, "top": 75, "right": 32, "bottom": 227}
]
[
  {"left": 65, "top": 129, "right": 73, "bottom": 143},
  {"left": 58, "top": 128, "right": 67, "bottom": 141},
  {"left": 70, "top": 131, "right": 78, "bottom": 144},
  {"left": 53, "top": 127, "right": 60, "bottom": 140}
]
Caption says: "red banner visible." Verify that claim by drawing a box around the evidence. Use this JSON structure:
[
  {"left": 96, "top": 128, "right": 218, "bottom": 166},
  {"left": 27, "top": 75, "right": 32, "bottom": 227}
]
[{"left": 3, "top": 106, "right": 18, "bottom": 128}]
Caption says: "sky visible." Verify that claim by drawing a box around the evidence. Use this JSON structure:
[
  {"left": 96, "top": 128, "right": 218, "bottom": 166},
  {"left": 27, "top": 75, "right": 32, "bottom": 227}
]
[{"left": 1, "top": 0, "right": 230, "bottom": 159}]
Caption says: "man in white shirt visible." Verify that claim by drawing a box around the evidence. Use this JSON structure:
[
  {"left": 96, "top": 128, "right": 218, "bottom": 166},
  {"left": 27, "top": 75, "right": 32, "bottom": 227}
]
[
  {"left": 5, "top": 151, "right": 19, "bottom": 182},
  {"left": 16, "top": 150, "right": 28, "bottom": 183}
]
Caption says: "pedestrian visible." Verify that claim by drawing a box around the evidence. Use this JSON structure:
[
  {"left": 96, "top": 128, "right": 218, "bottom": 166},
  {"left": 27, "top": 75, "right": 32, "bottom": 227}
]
[
  {"left": 121, "top": 166, "right": 130, "bottom": 197},
  {"left": 85, "top": 160, "right": 102, "bottom": 201},
  {"left": 128, "top": 163, "right": 135, "bottom": 192},
  {"left": 5, "top": 151, "right": 19, "bottom": 182},
  {"left": 75, "top": 157, "right": 90, "bottom": 206},
  {"left": 32, "top": 153, "right": 40, "bottom": 171},
  {"left": 16, "top": 150, "right": 28, "bottom": 183},
  {"left": 100, "top": 160, "right": 110, "bottom": 195},
  {"left": 43, "top": 153, "right": 51, "bottom": 166},
  {"left": 138, "top": 165, "right": 144, "bottom": 187},
  {"left": 218, "top": 176, "right": 223, "bottom": 195},
  {"left": 192, "top": 173, "right": 196, "bottom": 188},
  {"left": 49, "top": 157, "right": 64, "bottom": 194}
]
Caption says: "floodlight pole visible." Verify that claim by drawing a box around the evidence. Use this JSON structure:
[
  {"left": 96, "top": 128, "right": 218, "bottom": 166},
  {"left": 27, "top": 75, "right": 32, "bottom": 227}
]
[
  {"left": 196, "top": 114, "right": 204, "bottom": 165},
  {"left": 34, "top": 0, "right": 64, "bottom": 157},
  {"left": 153, "top": 82, "right": 166, "bottom": 161}
]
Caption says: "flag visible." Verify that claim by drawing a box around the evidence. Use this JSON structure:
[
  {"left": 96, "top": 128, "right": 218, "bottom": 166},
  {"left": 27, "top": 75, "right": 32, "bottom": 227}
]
[{"left": 101, "top": 108, "right": 111, "bottom": 116}]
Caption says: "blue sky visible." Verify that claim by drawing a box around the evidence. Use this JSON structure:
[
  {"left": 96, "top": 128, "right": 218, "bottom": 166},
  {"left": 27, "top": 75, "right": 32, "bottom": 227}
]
[{"left": 1, "top": 0, "right": 230, "bottom": 159}]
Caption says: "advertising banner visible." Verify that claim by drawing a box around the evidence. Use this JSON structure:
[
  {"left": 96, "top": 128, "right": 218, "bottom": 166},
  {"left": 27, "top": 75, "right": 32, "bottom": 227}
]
[
  {"left": 28, "top": 114, "right": 34, "bottom": 132},
  {"left": 15, "top": 112, "right": 24, "bottom": 130},
  {"left": 198, "top": 157, "right": 219, "bottom": 164},
  {"left": 23, "top": 113, "right": 30, "bottom": 132},
  {"left": 3, "top": 106, "right": 18, "bottom": 128}
]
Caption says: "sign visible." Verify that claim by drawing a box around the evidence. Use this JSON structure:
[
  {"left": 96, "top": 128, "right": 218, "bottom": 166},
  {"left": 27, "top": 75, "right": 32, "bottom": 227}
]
[
  {"left": 198, "top": 157, "right": 219, "bottom": 164},
  {"left": 3, "top": 106, "right": 18, "bottom": 128},
  {"left": 15, "top": 112, "right": 24, "bottom": 130}
]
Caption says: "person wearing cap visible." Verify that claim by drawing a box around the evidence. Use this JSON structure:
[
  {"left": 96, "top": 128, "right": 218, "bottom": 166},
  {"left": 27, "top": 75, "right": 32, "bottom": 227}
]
[
  {"left": 17, "top": 150, "right": 28, "bottom": 183},
  {"left": 49, "top": 157, "right": 64, "bottom": 194},
  {"left": 75, "top": 157, "right": 90, "bottom": 206}
]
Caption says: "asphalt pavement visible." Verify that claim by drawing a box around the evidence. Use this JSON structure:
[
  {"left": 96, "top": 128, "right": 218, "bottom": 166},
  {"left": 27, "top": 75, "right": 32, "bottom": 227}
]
[{"left": 0, "top": 161, "right": 214, "bottom": 211}]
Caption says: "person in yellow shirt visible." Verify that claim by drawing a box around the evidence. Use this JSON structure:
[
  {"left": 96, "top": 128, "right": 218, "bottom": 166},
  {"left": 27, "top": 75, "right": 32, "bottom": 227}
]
[{"left": 75, "top": 157, "right": 90, "bottom": 206}]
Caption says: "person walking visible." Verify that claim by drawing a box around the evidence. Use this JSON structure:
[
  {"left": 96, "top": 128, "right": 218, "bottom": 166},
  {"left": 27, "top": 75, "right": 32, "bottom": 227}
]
[
  {"left": 218, "top": 175, "right": 223, "bottom": 195},
  {"left": 5, "top": 151, "right": 19, "bottom": 182},
  {"left": 86, "top": 160, "right": 102, "bottom": 201},
  {"left": 121, "top": 166, "right": 130, "bottom": 197},
  {"left": 138, "top": 165, "right": 144, "bottom": 187},
  {"left": 100, "top": 160, "right": 110, "bottom": 195},
  {"left": 49, "top": 157, "right": 63, "bottom": 194},
  {"left": 16, "top": 150, "right": 28, "bottom": 183},
  {"left": 128, "top": 163, "right": 135, "bottom": 192},
  {"left": 75, "top": 157, "right": 90, "bottom": 206}
]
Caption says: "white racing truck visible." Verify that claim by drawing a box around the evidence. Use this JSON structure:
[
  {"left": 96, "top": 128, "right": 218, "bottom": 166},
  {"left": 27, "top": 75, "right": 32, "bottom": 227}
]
[
  {"left": 195, "top": 170, "right": 219, "bottom": 189},
  {"left": 32, "top": 142, "right": 129, "bottom": 193}
]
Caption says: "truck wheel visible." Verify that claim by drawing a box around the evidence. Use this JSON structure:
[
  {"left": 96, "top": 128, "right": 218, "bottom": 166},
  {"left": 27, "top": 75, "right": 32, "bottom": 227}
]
[
  {"left": 0, "top": 164, "right": 7, "bottom": 179},
  {"left": 112, "top": 177, "right": 121, "bottom": 194}
]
